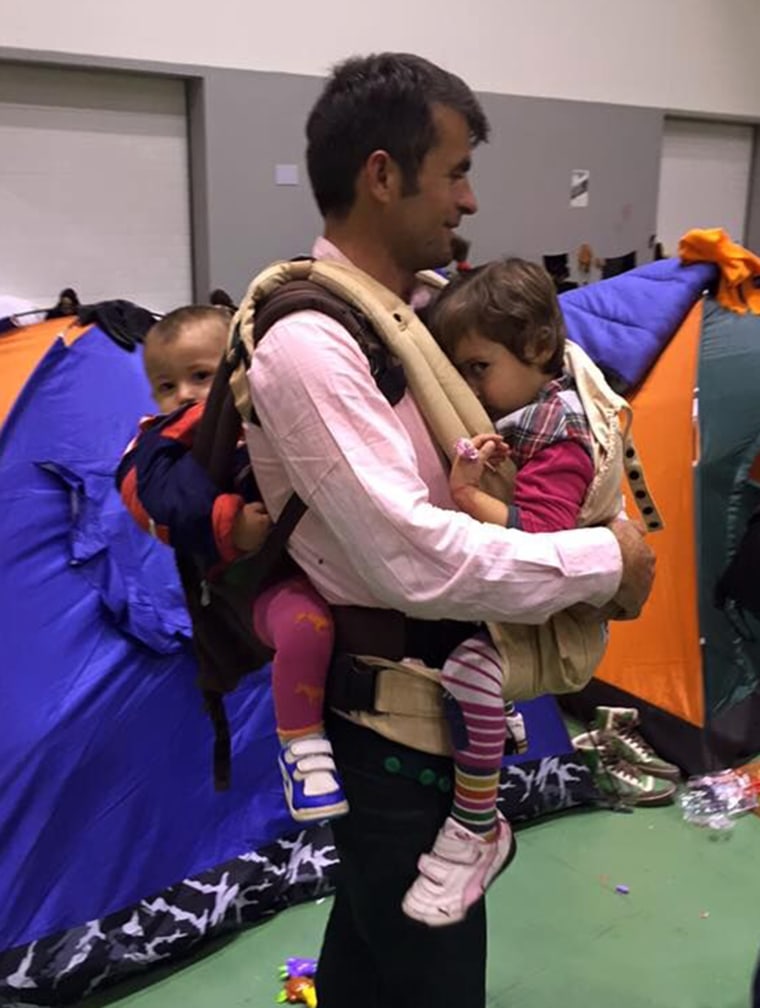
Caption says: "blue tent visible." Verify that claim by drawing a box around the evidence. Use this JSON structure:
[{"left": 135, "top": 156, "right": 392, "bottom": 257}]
[{"left": 0, "top": 329, "right": 334, "bottom": 1004}]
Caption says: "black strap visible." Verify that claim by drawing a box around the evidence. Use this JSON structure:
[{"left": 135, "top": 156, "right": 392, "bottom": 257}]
[
  {"left": 203, "top": 690, "right": 232, "bottom": 791},
  {"left": 191, "top": 353, "right": 239, "bottom": 486},
  {"left": 197, "top": 491, "right": 306, "bottom": 791},
  {"left": 249, "top": 279, "right": 406, "bottom": 422},
  {"left": 230, "top": 491, "right": 307, "bottom": 593}
]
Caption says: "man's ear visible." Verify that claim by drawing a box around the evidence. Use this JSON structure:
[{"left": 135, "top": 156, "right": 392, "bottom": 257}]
[{"left": 363, "top": 149, "right": 402, "bottom": 205}]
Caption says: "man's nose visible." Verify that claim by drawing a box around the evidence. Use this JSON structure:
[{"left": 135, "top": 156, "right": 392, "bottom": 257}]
[{"left": 457, "top": 179, "right": 478, "bottom": 217}]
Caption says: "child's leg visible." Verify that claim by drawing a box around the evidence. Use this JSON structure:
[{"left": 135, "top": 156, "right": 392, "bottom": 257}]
[
  {"left": 440, "top": 634, "right": 507, "bottom": 838},
  {"left": 402, "top": 632, "right": 517, "bottom": 927},
  {"left": 253, "top": 574, "right": 334, "bottom": 742},
  {"left": 253, "top": 575, "right": 347, "bottom": 823}
]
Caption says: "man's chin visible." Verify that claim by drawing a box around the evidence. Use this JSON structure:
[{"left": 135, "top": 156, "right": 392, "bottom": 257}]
[{"left": 426, "top": 247, "right": 454, "bottom": 272}]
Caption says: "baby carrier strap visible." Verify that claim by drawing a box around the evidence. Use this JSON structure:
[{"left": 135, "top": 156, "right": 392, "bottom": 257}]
[{"left": 565, "top": 340, "right": 663, "bottom": 532}]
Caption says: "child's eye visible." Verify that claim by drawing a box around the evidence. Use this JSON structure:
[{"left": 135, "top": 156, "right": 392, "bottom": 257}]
[
  {"left": 469, "top": 362, "right": 488, "bottom": 378},
  {"left": 157, "top": 382, "right": 175, "bottom": 394},
  {"left": 192, "top": 371, "right": 212, "bottom": 383}
]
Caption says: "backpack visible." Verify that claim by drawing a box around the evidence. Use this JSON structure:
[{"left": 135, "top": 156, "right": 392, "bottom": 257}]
[
  {"left": 182, "top": 276, "right": 409, "bottom": 789},
  {"left": 714, "top": 505, "right": 760, "bottom": 637}
]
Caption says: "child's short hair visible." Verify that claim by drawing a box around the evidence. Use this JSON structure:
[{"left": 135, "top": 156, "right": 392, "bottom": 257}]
[
  {"left": 146, "top": 305, "right": 228, "bottom": 345},
  {"left": 429, "top": 258, "right": 566, "bottom": 375}
]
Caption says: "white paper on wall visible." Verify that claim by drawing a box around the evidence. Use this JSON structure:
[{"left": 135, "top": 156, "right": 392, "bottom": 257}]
[{"left": 570, "top": 169, "right": 590, "bottom": 208}]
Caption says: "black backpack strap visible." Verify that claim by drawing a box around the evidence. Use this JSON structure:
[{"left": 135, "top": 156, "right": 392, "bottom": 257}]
[
  {"left": 246, "top": 279, "right": 407, "bottom": 424},
  {"left": 202, "top": 690, "right": 233, "bottom": 791},
  {"left": 200, "top": 491, "right": 306, "bottom": 791}
]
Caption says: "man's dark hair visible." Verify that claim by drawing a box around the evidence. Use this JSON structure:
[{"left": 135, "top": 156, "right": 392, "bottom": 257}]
[
  {"left": 306, "top": 53, "right": 489, "bottom": 218},
  {"left": 429, "top": 258, "right": 566, "bottom": 376}
]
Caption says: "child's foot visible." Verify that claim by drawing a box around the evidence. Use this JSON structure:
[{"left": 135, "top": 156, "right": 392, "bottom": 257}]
[
  {"left": 278, "top": 735, "right": 349, "bottom": 824},
  {"left": 401, "top": 813, "right": 516, "bottom": 927}
]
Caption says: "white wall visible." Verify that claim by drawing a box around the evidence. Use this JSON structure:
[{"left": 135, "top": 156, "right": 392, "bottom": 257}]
[
  {"left": 3, "top": 0, "right": 760, "bottom": 119},
  {"left": 657, "top": 119, "right": 754, "bottom": 255},
  {"left": 0, "top": 65, "right": 192, "bottom": 312}
]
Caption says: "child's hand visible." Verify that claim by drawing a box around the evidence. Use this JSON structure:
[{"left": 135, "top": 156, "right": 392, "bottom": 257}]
[
  {"left": 450, "top": 434, "right": 509, "bottom": 496},
  {"left": 232, "top": 501, "right": 272, "bottom": 553}
]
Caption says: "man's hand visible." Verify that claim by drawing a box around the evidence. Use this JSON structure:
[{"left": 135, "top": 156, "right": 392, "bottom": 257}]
[
  {"left": 232, "top": 501, "right": 272, "bottom": 554},
  {"left": 607, "top": 517, "right": 656, "bottom": 620}
]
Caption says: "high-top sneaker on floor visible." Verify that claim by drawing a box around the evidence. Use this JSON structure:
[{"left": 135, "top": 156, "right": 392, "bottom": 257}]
[
  {"left": 593, "top": 706, "right": 681, "bottom": 781},
  {"left": 572, "top": 729, "right": 677, "bottom": 807}
]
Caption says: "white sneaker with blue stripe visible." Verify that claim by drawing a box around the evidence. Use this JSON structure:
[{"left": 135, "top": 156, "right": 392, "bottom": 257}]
[{"left": 279, "top": 735, "right": 349, "bottom": 823}]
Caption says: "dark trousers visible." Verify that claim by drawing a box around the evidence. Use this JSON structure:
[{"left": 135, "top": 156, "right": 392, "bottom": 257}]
[
  {"left": 315, "top": 713, "right": 487, "bottom": 1008},
  {"left": 753, "top": 951, "right": 760, "bottom": 1008}
]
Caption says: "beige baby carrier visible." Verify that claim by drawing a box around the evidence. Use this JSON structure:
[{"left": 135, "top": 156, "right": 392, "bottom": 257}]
[{"left": 226, "top": 257, "right": 661, "bottom": 757}]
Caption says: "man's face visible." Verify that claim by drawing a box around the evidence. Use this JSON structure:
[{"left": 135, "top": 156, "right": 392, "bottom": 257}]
[{"left": 387, "top": 105, "right": 478, "bottom": 273}]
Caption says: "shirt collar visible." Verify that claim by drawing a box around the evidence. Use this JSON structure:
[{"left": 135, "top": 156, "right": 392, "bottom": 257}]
[{"left": 311, "top": 235, "right": 434, "bottom": 310}]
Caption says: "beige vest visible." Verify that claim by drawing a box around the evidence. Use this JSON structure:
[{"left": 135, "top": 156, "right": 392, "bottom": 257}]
[{"left": 233, "top": 259, "right": 661, "bottom": 756}]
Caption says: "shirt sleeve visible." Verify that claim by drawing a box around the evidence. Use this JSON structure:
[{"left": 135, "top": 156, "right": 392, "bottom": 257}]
[
  {"left": 249, "top": 311, "right": 622, "bottom": 624},
  {"left": 509, "top": 441, "right": 595, "bottom": 533},
  {"left": 116, "top": 404, "right": 245, "bottom": 570}
]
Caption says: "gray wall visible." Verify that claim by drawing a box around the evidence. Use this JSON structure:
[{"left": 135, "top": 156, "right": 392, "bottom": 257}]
[
  {"left": 190, "top": 68, "right": 665, "bottom": 300},
  {"left": 746, "top": 128, "right": 760, "bottom": 254},
  {"left": 189, "top": 69, "right": 322, "bottom": 302},
  {"left": 471, "top": 93, "right": 663, "bottom": 270}
]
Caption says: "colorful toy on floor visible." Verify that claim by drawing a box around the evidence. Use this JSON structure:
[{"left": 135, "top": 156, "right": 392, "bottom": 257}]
[
  {"left": 277, "top": 958, "right": 318, "bottom": 1006},
  {"left": 277, "top": 976, "right": 317, "bottom": 1007},
  {"left": 279, "top": 957, "right": 317, "bottom": 980}
]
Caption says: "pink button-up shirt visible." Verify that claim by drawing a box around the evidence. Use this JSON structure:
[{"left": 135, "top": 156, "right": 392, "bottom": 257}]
[{"left": 245, "top": 238, "right": 621, "bottom": 625}]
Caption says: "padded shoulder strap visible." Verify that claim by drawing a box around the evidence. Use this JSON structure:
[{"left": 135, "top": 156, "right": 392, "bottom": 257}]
[
  {"left": 229, "top": 260, "right": 413, "bottom": 424},
  {"left": 251, "top": 279, "right": 406, "bottom": 420},
  {"left": 230, "top": 256, "right": 513, "bottom": 501}
]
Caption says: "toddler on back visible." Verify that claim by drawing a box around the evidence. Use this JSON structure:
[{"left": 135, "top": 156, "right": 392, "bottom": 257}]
[{"left": 118, "top": 306, "right": 348, "bottom": 823}]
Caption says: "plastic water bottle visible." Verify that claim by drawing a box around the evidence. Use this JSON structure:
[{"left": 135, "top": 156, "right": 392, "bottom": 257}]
[{"left": 680, "top": 770, "right": 758, "bottom": 839}]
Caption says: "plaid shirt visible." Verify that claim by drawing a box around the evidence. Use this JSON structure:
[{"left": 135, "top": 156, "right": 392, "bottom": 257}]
[{"left": 495, "top": 371, "right": 593, "bottom": 470}]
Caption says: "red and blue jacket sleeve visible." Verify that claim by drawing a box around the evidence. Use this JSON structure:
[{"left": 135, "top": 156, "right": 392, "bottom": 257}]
[{"left": 116, "top": 402, "right": 245, "bottom": 569}]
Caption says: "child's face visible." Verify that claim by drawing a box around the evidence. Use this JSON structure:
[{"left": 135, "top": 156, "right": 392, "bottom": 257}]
[
  {"left": 452, "top": 331, "right": 550, "bottom": 419},
  {"left": 143, "top": 324, "right": 225, "bottom": 414}
]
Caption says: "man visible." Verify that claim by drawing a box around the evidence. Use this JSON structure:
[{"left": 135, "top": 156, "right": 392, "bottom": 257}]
[{"left": 246, "top": 53, "right": 654, "bottom": 1008}]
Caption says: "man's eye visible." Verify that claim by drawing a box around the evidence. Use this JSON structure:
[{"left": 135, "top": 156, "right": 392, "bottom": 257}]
[{"left": 469, "top": 362, "right": 488, "bottom": 377}]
